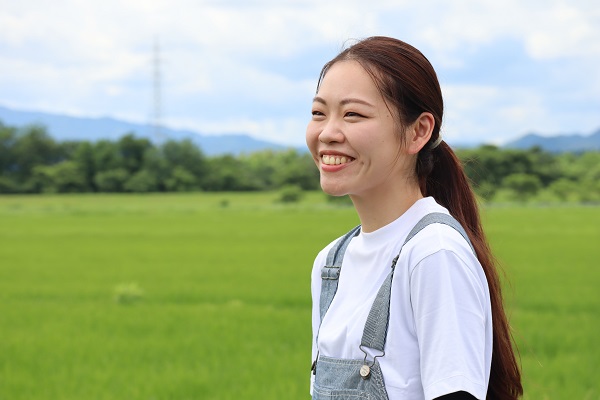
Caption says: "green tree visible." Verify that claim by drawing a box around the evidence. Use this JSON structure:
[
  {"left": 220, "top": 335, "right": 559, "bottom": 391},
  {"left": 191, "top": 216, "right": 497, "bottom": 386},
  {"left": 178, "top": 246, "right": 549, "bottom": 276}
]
[
  {"left": 204, "top": 155, "right": 260, "bottom": 191},
  {"left": 71, "top": 141, "right": 96, "bottom": 191},
  {"left": 124, "top": 170, "right": 158, "bottom": 193},
  {"left": 239, "top": 150, "right": 278, "bottom": 190},
  {"left": 31, "top": 161, "right": 87, "bottom": 193},
  {"left": 118, "top": 134, "right": 153, "bottom": 174},
  {"left": 272, "top": 149, "right": 320, "bottom": 190},
  {"left": 527, "top": 146, "right": 561, "bottom": 186},
  {"left": 501, "top": 173, "right": 542, "bottom": 201},
  {"left": 165, "top": 166, "right": 197, "bottom": 192},
  {"left": 548, "top": 178, "right": 578, "bottom": 201},
  {"left": 161, "top": 139, "right": 207, "bottom": 189},
  {"left": 95, "top": 168, "right": 130, "bottom": 192},
  {"left": 0, "top": 122, "right": 18, "bottom": 192},
  {"left": 140, "top": 147, "right": 169, "bottom": 191},
  {"left": 0, "top": 122, "right": 18, "bottom": 174},
  {"left": 12, "top": 125, "right": 60, "bottom": 190},
  {"left": 459, "top": 145, "right": 534, "bottom": 188},
  {"left": 0, "top": 176, "right": 18, "bottom": 193},
  {"left": 93, "top": 140, "right": 123, "bottom": 173},
  {"left": 277, "top": 184, "right": 304, "bottom": 203}
]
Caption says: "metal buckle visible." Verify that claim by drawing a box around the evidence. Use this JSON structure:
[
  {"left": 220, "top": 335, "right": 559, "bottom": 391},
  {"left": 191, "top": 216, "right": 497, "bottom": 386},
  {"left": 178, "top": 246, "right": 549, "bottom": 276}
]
[{"left": 359, "top": 345, "right": 385, "bottom": 380}]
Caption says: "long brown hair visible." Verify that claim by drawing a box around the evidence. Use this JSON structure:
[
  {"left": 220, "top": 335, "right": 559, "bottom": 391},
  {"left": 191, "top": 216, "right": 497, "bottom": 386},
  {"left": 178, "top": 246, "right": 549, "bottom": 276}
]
[{"left": 317, "top": 36, "right": 522, "bottom": 399}]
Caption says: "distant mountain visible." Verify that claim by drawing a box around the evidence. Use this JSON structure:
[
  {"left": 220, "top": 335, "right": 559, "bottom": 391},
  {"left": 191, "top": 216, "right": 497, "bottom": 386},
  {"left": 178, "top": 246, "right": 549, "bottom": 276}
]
[
  {"left": 503, "top": 129, "right": 600, "bottom": 153},
  {"left": 2, "top": 104, "right": 597, "bottom": 155},
  {"left": 0, "top": 105, "right": 293, "bottom": 155}
]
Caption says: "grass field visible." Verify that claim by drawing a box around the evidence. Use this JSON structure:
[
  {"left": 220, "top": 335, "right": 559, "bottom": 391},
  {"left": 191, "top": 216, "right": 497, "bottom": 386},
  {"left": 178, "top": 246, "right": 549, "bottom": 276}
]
[{"left": 0, "top": 192, "right": 598, "bottom": 399}]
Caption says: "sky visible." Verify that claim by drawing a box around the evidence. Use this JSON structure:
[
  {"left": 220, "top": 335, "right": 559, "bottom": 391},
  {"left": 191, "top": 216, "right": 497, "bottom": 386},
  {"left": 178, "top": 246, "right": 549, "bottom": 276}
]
[{"left": 0, "top": 0, "right": 598, "bottom": 147}]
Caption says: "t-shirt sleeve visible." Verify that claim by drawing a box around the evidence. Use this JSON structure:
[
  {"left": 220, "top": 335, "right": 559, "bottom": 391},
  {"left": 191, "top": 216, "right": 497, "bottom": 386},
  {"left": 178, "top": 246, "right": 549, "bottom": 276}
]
[{"left": 410, "top": 249, "right": 488, "bottom": 400}]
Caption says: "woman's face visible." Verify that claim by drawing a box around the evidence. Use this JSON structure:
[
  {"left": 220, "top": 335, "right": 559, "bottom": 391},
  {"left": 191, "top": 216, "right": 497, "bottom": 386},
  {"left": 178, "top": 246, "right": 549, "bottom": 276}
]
[{"left": 306, "top": 60, "right": 414, "bottom": 199}]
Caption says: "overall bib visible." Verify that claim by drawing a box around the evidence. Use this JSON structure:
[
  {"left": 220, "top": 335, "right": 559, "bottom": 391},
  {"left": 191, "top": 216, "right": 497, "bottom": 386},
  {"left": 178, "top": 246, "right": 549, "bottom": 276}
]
[{"left": 312, "top": 213, "right": 474, "bottom": 400}]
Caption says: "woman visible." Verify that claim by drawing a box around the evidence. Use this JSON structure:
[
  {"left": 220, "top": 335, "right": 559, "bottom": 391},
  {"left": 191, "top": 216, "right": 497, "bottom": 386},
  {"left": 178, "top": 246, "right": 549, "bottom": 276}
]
[{"left": 307, "top": 37, "right": 522, "bottom": 399}]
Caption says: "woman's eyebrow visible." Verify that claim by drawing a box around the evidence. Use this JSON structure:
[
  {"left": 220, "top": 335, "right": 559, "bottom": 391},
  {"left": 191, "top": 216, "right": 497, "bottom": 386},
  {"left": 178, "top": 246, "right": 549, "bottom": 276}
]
[
  {"left": 312, "top": 96, "right": 375, "bottom": 108},
  {"left": 312, "top": 96, "right": 327, "bottom": 105},
  {"left": 340, "top": 98, "right": 374, "bottom": 107}
]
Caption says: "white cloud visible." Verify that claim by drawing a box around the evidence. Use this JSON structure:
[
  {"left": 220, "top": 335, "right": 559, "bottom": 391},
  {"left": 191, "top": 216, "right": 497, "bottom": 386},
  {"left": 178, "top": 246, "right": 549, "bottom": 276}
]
[
  {"left": 442, "top": 80, "right": 599, "bottom": 145},
  {"left": 525, "top": 3, "right": 600, "bottom": 59},
  {"left": 443, "top": 84, "right": 543, "bottom": 144},
  {"left": 0, "top": 0, "right": 598, "bottom": 145},
  {"left": 397, "top": 0, "right": 600, "bottom": 62},
  {"left": 169, "top": 115, "right": 309, "bottom": 146}
]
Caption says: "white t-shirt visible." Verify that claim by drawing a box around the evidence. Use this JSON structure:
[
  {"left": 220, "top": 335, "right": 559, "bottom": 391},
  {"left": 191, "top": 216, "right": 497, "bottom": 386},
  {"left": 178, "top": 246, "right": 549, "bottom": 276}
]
[{"left": 310, "top": 197, "right": 492, "bottom": 400}]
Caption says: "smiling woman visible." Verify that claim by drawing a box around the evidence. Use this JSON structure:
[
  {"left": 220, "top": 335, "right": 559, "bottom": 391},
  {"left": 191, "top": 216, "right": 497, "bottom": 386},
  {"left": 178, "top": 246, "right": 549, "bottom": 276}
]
[
  {"left": 306, "top": 36, "right": 522, "bottom": 400},
  {"left": 306, "top": 60, "right": 422, "bottom": 225}
]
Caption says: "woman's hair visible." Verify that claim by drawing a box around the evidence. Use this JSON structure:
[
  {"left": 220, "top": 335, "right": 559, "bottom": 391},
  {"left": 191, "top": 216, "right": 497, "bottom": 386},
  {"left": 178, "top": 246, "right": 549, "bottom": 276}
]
[{"left": 317, "top": 36, "right": 523, "bottom": 399}]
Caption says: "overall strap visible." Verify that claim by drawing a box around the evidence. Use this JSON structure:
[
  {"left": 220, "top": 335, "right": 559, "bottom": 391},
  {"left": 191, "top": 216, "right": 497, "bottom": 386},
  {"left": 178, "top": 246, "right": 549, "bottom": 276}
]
[
  {"left": 319, "top": 225, "right": 361, "bottom": 323},
  {"left": 360, "top": 212, "right": 474, "bottom": 353}
]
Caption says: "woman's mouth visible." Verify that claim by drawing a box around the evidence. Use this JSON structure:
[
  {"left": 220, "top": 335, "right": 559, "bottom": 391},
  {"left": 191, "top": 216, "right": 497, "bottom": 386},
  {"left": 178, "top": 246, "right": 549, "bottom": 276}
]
[{"left": 322, "top": 155, "right": 354, "bottom": 165}]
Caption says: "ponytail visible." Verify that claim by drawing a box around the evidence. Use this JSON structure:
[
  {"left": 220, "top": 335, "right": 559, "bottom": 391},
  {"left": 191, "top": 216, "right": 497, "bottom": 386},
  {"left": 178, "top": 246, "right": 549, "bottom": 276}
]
[
  {"left": 418, "top": 141, "right": 523, "bottom": 399},
  {"left": 417, "top": 141, "right": 479, "bottom": 232}
]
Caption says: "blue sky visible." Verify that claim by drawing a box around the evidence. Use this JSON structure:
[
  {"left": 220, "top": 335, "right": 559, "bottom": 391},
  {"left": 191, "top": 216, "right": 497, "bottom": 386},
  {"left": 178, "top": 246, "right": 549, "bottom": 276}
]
[{"left": 0, "top": 0, "right": 598, "bottom": 146}]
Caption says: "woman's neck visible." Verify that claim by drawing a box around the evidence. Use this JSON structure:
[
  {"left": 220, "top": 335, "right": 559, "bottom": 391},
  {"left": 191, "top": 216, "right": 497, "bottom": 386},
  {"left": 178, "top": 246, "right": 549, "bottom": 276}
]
[{"left": 350, "top": 182, "right": 424, "bottom": 233}]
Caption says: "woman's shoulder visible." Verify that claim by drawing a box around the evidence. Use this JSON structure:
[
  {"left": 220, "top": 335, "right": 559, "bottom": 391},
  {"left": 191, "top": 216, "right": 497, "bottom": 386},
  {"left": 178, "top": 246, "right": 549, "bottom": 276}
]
[
  {"left": 402, "top": 222, "right": 474, "bottom": 259},
  {"left": 398, "top": 203, "right": 478, "bottom": 274},
  {"left": 310, "top": 226, "right": 359, "bottom": 275}
]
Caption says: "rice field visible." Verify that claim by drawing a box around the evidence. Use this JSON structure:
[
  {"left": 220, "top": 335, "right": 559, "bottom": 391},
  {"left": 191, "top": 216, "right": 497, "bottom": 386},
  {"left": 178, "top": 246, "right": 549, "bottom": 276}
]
[{"left": 0, "top": 193, "right": 598, "bottom": 399}]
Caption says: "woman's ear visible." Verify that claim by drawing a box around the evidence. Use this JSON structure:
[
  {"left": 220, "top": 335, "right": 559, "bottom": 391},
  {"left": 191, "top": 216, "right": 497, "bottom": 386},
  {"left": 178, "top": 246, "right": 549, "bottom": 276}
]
[{"left": 406, "top": 112, "right": 435, "bottom": 154}]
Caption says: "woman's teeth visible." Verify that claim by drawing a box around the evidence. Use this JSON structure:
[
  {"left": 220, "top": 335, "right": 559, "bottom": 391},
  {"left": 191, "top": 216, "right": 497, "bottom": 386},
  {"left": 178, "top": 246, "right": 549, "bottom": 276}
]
[{"left": 322, "top": 155, "right": 352, "bottom": 165}]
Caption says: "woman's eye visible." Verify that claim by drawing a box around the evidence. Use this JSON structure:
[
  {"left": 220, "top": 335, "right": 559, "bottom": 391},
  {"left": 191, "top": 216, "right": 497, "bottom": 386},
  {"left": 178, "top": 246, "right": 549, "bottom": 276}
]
[
  {"left": 312, "top": 110, "right": 324, "bottom": 117},
  {"left": 345, "top": 112, "right": 364, "bottom": 118}
]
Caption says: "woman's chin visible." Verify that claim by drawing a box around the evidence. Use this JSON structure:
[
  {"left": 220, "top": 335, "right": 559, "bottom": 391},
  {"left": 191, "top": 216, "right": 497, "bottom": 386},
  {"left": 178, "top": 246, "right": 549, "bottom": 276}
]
[{"left": 320, "top": 183, "right": 348, "bottom": 197}]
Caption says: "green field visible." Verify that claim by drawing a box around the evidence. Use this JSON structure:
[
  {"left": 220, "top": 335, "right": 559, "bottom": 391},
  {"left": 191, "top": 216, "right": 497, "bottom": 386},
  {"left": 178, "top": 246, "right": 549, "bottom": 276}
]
[{"left": 0, "top": 193, "right": 598, "bottom": 399}]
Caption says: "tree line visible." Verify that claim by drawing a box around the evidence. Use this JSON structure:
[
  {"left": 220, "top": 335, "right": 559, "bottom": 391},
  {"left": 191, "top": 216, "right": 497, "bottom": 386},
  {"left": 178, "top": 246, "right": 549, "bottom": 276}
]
[
  {"left": 0, "top": 122, "right": 319, "bottom": 194},
  {"left": 455, "top": 145, "right": 600, "bottom": 203},
  {"left": 1, "top": 122, "right": 599, "bottom": 203}
]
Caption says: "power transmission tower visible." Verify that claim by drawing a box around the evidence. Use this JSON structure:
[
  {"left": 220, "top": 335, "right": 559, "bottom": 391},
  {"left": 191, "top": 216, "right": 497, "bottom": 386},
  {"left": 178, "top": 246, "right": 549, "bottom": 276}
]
[{"left": 152, "top": 37, "right": 164, "bottom": 142}]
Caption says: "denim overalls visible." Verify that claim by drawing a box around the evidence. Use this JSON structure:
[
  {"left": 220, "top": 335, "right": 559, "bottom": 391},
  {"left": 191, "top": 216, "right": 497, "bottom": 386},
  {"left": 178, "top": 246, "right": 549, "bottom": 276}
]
[{"left": 312, "top": 213, "right": 474, "bottom": 400}]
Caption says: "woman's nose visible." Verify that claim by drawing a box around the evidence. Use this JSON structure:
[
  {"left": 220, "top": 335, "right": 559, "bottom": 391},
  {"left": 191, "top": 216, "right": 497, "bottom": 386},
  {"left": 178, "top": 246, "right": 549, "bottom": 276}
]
[{"left": 319, "top": 119, "right": 345, "bottom": 144}]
